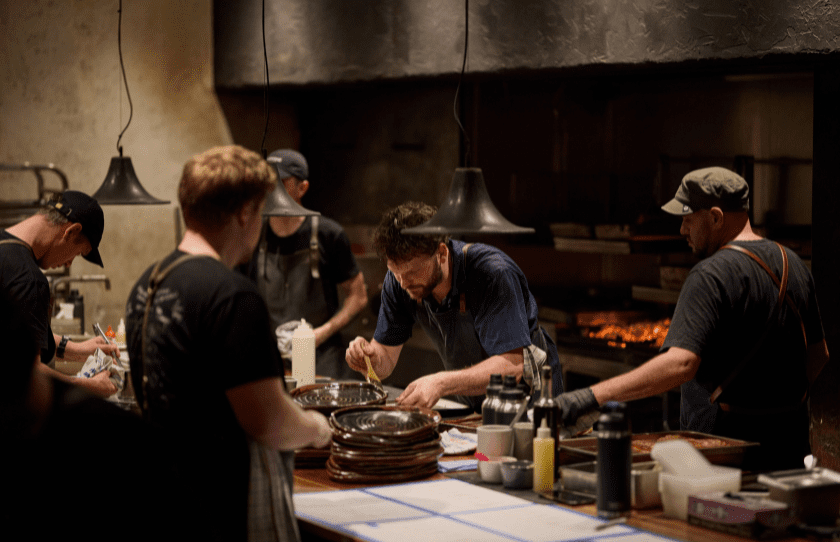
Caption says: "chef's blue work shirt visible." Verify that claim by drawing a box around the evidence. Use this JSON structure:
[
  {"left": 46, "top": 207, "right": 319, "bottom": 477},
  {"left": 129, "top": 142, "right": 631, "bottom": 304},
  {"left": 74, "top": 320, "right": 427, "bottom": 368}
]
[{"left": 374, "top": 240, "right": 539, "bottom": 359}]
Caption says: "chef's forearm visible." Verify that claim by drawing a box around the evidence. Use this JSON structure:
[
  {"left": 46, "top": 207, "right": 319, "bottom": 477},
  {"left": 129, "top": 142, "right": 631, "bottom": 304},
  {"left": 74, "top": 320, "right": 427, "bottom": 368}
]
[
  {"left": 591, "top": 346, "right": 699, "bottom": 405},
  {"left": 439, "top": 352, "right": 523, "bottom": 397},
  {"left": 315, "top": 273, "right": 367, "bottom": 346}
]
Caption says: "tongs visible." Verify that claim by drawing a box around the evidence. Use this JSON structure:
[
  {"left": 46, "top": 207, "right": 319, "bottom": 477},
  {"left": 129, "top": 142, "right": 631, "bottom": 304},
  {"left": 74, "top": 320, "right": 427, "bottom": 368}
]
[{"left": 364, "top": 355, "right": 385, "bottom": 393}]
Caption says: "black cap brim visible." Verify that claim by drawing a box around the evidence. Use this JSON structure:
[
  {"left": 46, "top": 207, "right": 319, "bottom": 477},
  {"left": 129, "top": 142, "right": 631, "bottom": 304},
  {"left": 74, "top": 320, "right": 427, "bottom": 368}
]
[{"left": 83, "top": 248, "right": 104, "bottom": 267}]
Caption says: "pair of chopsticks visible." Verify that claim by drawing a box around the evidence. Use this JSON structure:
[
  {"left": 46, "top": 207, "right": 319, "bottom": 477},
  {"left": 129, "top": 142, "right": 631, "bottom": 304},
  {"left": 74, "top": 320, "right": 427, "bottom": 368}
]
[{"left": 364, "top": 355, "right": 384, "bottom": 393}]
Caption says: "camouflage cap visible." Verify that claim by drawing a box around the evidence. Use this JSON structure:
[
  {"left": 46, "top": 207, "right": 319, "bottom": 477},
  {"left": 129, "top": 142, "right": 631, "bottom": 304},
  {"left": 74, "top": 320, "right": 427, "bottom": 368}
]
[{"left": 661, "top": 167, "right": 749, "bottom": 216}]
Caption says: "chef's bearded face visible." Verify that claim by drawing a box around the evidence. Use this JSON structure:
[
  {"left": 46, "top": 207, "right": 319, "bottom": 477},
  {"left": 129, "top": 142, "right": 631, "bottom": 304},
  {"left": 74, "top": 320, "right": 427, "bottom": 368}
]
[{"left": 387, "top": 251, "right": 444, "bottom": 301}]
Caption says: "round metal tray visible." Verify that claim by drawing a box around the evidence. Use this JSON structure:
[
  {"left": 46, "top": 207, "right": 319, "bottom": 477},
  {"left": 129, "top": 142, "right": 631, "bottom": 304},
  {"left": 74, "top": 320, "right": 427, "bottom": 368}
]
[
  {"left": 290, "top": 382, "right": 387, "bottom": 415},
  {"left": 330, "top": 405, "right": 442, "bottom": 438}
]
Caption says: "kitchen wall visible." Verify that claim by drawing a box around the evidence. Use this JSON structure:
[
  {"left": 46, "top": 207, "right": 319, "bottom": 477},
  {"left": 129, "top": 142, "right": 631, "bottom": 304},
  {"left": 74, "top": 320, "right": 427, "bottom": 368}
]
[{"left": 0, "top": 0, "right": 235, "bottom": 328}]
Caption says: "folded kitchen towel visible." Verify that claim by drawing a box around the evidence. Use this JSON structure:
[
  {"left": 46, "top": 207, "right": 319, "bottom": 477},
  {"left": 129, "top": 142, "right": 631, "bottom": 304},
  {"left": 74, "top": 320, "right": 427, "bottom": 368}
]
[
  {"left": 440, "top": 428, "right": 478, "bottom": 455},
  {"left": 437, "top": 459, "right": 478, "bottom": 473}
]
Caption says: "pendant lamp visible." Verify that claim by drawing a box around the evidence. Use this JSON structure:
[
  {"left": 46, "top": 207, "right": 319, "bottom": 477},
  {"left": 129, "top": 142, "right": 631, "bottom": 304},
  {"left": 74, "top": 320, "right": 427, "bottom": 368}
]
[
  {"left": 93, "top": 148, "right": 168, "bottom": 205},
  {"left": 257, "top": 0, "right": 318, "bottom": 218},
  {"left": 92, "top": 0, "right": 168, "bottom": 205},
  {"left": 402, "top": 168, "right": 533, "bottom": 235},
  {"left": 261, "top": 169, "right": 320, "bottom": 217},
  {"left": 401, "top": 0, "right": 532, "bottom": 236}
]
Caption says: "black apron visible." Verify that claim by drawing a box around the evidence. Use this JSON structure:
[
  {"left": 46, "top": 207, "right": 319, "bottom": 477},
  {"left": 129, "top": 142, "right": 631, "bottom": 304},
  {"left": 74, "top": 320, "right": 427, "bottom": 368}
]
[
  {"left": 256, "top": 217, "right": 354, "bottom": 380},
  {"left": 411, "top": 244, "right": 562, "bottom": 411}
]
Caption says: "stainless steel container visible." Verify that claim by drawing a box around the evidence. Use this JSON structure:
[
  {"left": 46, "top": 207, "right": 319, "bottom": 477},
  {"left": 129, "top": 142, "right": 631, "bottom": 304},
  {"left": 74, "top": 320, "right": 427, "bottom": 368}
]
[
  {"left": 560, "top": 460, "right": 663, "bottom": 509},
  {"left": 758, "top": 468, "right": 840, "bottom": 525}
]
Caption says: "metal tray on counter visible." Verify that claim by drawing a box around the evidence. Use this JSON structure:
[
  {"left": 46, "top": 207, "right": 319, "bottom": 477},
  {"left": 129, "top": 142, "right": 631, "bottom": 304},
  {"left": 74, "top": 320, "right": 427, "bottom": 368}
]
[{"left": 557, "top": 430, "right": 758, "bottom": 467}]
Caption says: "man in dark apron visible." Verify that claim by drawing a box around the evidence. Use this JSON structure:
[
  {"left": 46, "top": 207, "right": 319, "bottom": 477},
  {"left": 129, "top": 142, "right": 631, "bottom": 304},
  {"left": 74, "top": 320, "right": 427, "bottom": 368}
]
[
  {"left": 550, "top": 167, "right": 829, "bottom": 470},
  {"left": 244, "top": 149, "right": 367, "bottom": 380},
  {"left": 345, "top": 201, "right": 563, "bottom": 412}
]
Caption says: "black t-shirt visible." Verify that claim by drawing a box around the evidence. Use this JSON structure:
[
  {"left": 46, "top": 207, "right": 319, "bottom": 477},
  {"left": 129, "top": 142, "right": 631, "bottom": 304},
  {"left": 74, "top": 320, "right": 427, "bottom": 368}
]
[
  {"left": 0, "top": 381, "right": 182, "bottom": 542},
  {"left": 245, "top": 215, "right": 360, "bottom": 312},
  {"left": 663, "top": 239, "right": 824, "bottom": 469},
  {"left": 125, "top": 250, "right": 283, "bottom": 542},
  {"left": 0, "top": 231, "right": 52, "bottom": 360}
]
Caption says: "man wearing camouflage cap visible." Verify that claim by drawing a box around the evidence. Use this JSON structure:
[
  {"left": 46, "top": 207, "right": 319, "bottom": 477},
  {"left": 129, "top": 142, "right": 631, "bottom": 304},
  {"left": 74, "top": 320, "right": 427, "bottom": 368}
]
[{"left": 552, "top": 166, "right": 828, "bottom": 470}]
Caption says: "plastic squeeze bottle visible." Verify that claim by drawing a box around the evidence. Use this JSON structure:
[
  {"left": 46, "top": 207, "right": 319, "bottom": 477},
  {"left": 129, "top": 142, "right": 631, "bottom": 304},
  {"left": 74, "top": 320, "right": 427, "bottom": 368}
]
[
  {"left": 533, "top": 418, "right": 555, "bottom": 493},
  {"left": 292, "top": 319, "right": 316, "bottom": 386},
  {"left": 115, "top": 318, "right": 127, "bottom": 344}
]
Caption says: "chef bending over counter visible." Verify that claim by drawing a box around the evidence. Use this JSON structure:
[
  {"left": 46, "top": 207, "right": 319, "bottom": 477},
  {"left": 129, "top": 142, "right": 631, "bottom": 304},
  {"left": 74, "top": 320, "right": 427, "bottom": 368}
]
[{"left": 345, "top": 201, "right": 563, "bottom": 413}]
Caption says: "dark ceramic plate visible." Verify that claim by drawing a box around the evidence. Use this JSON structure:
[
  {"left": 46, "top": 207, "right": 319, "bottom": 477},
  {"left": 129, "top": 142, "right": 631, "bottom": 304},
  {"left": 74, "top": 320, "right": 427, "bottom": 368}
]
[
  {"left": 330, "top": 405, "right": 442, "bottom": 438},
  {"left": 331, "top": 437, "right": 442, "bottom": 457},
  {"left": 325, "top": 456, "right": 439, "bottom": 483},
  {"left": 291, "top": 382, "right": 387, "bottom": 415}
]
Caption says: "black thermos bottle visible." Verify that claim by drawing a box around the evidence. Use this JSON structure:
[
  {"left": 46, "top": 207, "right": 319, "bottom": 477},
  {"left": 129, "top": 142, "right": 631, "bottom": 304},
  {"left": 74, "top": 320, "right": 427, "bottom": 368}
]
[{"left": 596, "top": 401, "right": 631, "bottom": 518}]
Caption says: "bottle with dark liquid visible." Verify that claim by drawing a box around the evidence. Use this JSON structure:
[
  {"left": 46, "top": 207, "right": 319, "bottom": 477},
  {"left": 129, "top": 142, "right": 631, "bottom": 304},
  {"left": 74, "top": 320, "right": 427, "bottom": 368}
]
[{"left": 531, "top": 365, "right": 560, "bottom": 469}]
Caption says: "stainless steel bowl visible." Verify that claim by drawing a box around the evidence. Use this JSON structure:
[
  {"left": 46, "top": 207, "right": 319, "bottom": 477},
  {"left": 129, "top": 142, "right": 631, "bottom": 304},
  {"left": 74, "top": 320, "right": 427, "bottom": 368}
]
[{"left": 500, "top": 459, "right": 534, "bottom": 489}]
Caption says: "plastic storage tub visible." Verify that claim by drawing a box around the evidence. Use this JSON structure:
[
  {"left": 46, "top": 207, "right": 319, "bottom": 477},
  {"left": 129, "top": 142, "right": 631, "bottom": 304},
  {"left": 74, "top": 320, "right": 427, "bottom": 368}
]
[{"left": 659, "top": 466, "right": 741, "bottom": 520}]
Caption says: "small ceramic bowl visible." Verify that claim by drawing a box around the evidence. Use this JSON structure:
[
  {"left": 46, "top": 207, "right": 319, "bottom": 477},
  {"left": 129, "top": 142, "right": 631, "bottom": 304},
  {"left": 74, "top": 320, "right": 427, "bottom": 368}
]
[
  {"left": 478, "top": 455, "right": 517, "bottom": 484},
  {"left": 500, "top": 459, "right": 534, "bottom": 489}
]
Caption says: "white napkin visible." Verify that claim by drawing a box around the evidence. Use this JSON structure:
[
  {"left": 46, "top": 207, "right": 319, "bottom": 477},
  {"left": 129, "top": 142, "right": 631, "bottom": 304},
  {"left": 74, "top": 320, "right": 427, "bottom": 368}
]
[
  {"left": 440, "top": 428, "right": 478, "bottom": 455},
  {"left": 77, "top": 348, "right": 126, "bottom": 392}
]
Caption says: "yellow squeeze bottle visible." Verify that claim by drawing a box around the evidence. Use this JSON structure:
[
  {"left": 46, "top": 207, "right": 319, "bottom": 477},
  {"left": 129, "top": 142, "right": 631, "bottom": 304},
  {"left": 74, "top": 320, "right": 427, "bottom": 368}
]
[{"left": 533, "top": 418, "right": 555, "bottom": 493}]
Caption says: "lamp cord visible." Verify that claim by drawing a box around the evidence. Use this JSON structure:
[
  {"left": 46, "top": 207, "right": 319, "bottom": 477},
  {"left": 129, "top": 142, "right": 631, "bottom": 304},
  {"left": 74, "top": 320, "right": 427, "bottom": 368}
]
[
  {"left": 454, "top": 0, "right": 471, "bottom": 168},
  {"left": 260, "top": 0, "right": 270, "bottom": 159},
  {"left": 116, "top": 0, "right": 132, "bottom": 157}
]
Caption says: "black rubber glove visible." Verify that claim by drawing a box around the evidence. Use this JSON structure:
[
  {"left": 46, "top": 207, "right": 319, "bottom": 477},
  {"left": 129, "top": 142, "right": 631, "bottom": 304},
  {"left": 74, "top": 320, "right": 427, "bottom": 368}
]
[{"left": 555, "top": 387, "right": 600, "bottom": 438}]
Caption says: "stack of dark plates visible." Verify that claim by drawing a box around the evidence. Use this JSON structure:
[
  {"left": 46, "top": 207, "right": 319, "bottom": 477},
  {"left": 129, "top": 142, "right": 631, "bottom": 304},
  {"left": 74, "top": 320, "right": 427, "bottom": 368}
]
[
  {"left": 291, "top": 382, "right": 388, "bottom": 468},
  {"left": 326, "top": 405, "right": 443, "bottom": 483}
]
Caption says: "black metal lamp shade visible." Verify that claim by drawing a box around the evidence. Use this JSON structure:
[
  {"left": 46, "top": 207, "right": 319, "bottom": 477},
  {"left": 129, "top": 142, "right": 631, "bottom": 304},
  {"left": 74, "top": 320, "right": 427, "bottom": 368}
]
[
  {"left": 262, "top": 182, "right": 320, "bottom": 217},
  {"left": 401, "top": 167, "right": 535, "bottom": 235},
  {"left": 92, "top": 156, "right": 169, "bottom": 205}
]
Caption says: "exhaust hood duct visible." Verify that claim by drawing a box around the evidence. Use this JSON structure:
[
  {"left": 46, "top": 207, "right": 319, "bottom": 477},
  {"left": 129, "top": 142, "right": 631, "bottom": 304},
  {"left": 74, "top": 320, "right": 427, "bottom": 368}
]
[{"left": 401, "top": 167, "right": 534, "bottom": 235}]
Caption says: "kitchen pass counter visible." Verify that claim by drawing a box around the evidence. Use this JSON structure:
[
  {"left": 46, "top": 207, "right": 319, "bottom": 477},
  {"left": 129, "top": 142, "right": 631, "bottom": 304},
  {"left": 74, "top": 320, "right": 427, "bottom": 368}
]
[
  {"left": 294, "top": 477, "right": 657, "bottom": 542},
  {"left": 293, "top": 461, "right": 824, "bottom": 542}
]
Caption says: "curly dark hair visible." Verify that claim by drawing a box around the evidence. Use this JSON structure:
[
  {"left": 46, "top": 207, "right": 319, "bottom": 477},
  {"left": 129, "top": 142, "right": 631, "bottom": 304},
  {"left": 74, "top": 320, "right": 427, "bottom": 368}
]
[{"left": 373, "top": 201, "right": 449, "bottom": 263}]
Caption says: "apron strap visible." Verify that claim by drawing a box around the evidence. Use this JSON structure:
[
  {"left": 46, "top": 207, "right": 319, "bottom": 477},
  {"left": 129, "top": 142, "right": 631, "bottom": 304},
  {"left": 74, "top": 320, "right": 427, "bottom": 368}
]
[
  {"left": 0, "top": 238, "right": 35, "bottom": 258},
  {"left": 710, "top": 242, "right": 807, "bottom": 413},
  {"left": 138, "top": 253, "right": 210, "bottom": 419},
  {"left": 309, "top": 215, "right": 320, "bottom": 280},
  {"left": 459, "top": 243, "right": 473, "bottom": 314}
]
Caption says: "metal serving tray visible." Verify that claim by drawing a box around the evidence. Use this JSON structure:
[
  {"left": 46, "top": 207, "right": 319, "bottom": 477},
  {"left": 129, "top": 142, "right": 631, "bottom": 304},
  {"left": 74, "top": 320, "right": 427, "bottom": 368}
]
[{"left": 557, "top": 430, "right": 758, "bottom": 467}]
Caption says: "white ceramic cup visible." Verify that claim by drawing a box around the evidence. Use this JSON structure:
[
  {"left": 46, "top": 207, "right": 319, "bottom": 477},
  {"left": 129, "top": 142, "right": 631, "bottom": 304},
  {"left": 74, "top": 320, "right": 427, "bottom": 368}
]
[
  {"left": 512, "top": 421, "right": 534, "bottom": 460},
  {"left": 477, "top": 424, "right": 514, "bottom": 457},
  {"left": 477, "top": 425, "right": 514, "bottom": 483}
]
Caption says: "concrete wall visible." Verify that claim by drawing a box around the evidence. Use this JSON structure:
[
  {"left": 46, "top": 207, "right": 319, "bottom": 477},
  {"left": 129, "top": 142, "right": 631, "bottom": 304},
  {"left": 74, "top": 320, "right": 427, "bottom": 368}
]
[
  {"left": 216, "top": 0, "right": 840, "bottom": 88},
  {"left": 0, "top": 0, "right": 230, "bottom": 329}
]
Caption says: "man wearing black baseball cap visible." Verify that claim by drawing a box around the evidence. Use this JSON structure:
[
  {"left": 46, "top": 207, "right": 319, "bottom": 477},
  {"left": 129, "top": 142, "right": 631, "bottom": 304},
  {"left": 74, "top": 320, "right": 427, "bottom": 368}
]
[
  {"left": 243, "top": 149, "right": 368, "bottom": 380},
  {"left": 550, "top": 166, "right": 829, "bottom": 471},
  {"left": 1, "top": 190, "right": 119, "bottom": 397}
]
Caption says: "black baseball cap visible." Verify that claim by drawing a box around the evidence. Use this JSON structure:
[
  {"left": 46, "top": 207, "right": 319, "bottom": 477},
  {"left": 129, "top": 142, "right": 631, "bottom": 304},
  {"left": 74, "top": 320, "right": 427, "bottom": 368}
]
[
  {"left": 48, "top": 190, "right": 105, "bottom": 267},
  {"left": 661, "top": 167, "right": 750, "bottom": 216},
  {"left": 266, "top": 149, "right": 308, "bottom": 181}
]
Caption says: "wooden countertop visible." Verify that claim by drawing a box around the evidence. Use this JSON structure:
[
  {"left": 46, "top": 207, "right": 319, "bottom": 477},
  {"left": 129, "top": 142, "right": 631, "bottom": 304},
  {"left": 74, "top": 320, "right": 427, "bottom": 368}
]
[{"left": 292, "top": 457, "right": 815, "bottom": 542}]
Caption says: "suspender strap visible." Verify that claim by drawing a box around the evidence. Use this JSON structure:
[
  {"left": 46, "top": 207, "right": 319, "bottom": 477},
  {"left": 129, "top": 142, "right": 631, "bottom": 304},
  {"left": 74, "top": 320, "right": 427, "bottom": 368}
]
[
  {"left": 709, "top": 242, "right": 807, "bottom": 414},
  {"left": 309, "top": 215, "right": 320, "bottom": 280},
  {"left": 721, "top": 243, "right": 807, "bottom": 348},
  {"left": 138, "top": 254, "right": 208, "bottom": 418}
]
